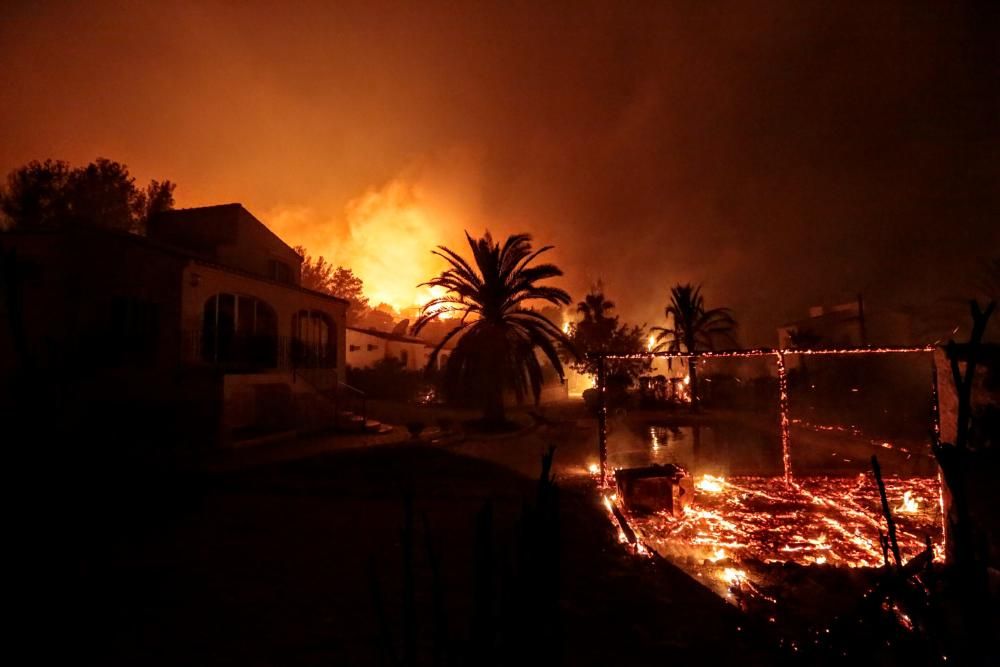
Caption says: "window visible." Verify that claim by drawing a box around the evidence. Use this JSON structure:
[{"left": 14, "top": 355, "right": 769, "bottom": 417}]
[
  {"left": 367, "top": 344, "right": 378, "bottom": 352},
  {"left": 291, "top": 310, "right": 337, "bottom": 368},
  {"left": 400, "top": 349, "right": 409, "bottom": 366},
  {"left": 202, "top": 294, "right": 278, "bottom": 368},
  {"left": 268, "top": 259, "right": 291, "bottom": 284},
  {"left": 349, "top": 344, "right": 360, "bottom": 352}
]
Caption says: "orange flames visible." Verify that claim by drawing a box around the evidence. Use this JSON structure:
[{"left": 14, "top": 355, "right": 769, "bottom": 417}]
[
  {"left": 695, "top": 474, "right": 725, "bottom": 494},
  {"left": 896, "top": 490, "right": 919, "bottom": 514},
  {"left": 721, "top": 567, "right": 748, "bottom": 586},
  {"left": 268, "top": 159, "right": 486, "bottom": 316},
  {"left": 341, "top": 180, "right": 457, "bottom": 313}
]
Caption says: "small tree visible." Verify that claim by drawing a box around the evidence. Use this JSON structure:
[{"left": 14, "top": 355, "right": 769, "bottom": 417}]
[
  {"left": 295, "top": 245, "right": 370, "bottom": 324},
  {"left": 329, "top": 266, "right": 369, "bottom": 324},
  {"left": 565, "top": 284, "right": 650, "bottom": 391}
]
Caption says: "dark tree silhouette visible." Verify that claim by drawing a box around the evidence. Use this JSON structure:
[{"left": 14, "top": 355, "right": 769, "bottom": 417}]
[
  {"left": 566, "top": 283, "right": 650, "bottom": 389},
  {"left": 0, "top": 159, "right": 71, "bottom": 230},
  {"left": 295, "top": 245, "right": 370, "bottom": 324},
  {"left": 139, "top": 179, "right": 175, "bottom": 226},
  {"left": 0, "top": 158, "right": 174, "bottom": 233},
  {"left": 651, "top": 283, "right": 737, "bottom": 405},
  {"left": 413, "top": 231, "right": 571, "bottom": 425},
  {"left": 576, "top": 286, "right": 615, "bottom": 323}
]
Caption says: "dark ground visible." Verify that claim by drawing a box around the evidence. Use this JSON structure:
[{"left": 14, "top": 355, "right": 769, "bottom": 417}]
[{"left": 56, "top": 442, "right": 780, "bottom": 665}]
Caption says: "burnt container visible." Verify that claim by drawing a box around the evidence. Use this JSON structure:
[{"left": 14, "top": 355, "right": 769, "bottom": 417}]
[{"left": 614, "top": 464, "right": 694, "bottom": 517}]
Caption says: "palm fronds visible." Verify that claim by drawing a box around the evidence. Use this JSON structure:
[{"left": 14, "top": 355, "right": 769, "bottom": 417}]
[{"left": 414, "top": 232, "right": 571, "bottom": 420}]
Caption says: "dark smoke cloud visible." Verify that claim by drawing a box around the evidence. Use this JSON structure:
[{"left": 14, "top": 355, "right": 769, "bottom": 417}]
[{"left": 1, "top": 0, "right": 996, "bottom": 343}]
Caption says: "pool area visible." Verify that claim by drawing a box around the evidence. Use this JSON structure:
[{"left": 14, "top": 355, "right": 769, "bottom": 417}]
[{"left": 600, "top": 416, "right": 943, "bottom": 609}]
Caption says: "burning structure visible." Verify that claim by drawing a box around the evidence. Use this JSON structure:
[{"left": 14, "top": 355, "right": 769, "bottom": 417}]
[
  {"left": 614, "top": 464, "right": 693, "bottom": 517},
  {"left": 594, "top": 345, "right": 947, "bottom": 627}
]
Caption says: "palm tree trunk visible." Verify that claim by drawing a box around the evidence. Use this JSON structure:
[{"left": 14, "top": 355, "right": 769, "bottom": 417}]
[
  {"left": 483, "top": 325, "right": 508, "bottom": 426},
  {"left": 484, "top": 383, "right": 506, "bottom": 425}
]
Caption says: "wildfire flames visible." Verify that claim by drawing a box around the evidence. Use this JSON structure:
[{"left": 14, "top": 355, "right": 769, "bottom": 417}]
[
  {"left": 342, "top": 181, "right": 456, "bottom": 313},
  {"left": 270, "top": 167, "right": 480, "bottom": 316}
]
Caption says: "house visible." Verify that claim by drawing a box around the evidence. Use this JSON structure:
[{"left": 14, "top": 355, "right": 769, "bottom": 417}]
[
  {"left": 0, "top": 203, "right": 352, "bottom": 446},
  {"left": 777, "top": 299, "right": 913, "bottom": 350},
  {"left": 346, "top": 326, "right": 450, "bottom": 371}
]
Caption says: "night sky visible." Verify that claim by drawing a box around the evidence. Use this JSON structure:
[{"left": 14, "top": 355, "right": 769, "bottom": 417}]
[{"left": 1, "top": 1, "right": 996, "bottom": 343}]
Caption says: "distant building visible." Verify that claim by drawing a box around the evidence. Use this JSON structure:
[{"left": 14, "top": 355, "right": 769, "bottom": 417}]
[
  {"left": 0, "top": 203, "right": 350, "bottom": 446},
  {"left": 777, "top": 298, "right": 913, "bottom": 350},
  {"left": 346, "top": 326, "right": 450, "bottom": 371}
]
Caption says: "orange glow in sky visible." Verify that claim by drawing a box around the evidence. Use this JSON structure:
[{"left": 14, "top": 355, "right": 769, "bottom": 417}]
[{"left": 340, "top": 179, "right": 450, "bottom": 311}]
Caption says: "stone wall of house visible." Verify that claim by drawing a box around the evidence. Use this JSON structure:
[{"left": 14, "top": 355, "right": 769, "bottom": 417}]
[
  {"left": 181, "top": 261, "right": 348, "bottom": 383},
  {"left": 150, "top": 204, "right": 302, "bottom": 285},
  {"left": 346, "top": 328, "right": 388, "bottom": 368}
]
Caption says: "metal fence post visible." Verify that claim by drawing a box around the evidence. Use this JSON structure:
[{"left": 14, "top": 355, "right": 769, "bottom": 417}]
[{"left": 597, "top": 354, "right": 609, "bottom": 486}]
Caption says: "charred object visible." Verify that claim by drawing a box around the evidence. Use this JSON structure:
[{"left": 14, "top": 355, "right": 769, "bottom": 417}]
[{"left": 614, "top": 464, "right": 693, "bottom": 516}]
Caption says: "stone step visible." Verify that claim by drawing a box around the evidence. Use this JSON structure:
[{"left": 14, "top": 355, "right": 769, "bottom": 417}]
[{"left": 363, "top": 419, "right": 390, "bottom": 433}]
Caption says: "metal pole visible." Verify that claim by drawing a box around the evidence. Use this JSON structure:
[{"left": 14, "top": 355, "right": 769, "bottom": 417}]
[
  {"left": 597, "top": 354, "right": 609, "bottom": 486},
  {"left": 930, "top": 354, "right": 942, "bottom": 445},
  {"left": 931, "top": 354, "right": 947, "bottom": 558}
]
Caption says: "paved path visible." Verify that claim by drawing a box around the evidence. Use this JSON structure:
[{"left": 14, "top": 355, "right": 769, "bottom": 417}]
[
  {"left": 88, "top": 445, "right": 779, "bottom": 665},
  {"left": 201, "top": 427, "right": 409, "bottom": 472}
]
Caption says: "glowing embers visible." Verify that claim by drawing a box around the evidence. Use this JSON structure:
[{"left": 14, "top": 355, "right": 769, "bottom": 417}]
[{"left": 632, "top": 474, "right": 942, "bottom": 569}]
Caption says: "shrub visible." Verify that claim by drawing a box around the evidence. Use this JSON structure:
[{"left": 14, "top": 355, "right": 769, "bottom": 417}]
[{"left": 346, "top": 357, "right": 427, "bottom": 401}]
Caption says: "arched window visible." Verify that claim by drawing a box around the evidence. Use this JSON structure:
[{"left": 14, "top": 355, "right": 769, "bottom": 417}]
[
  {"left": 291, "top": 310, "right": 337, "bottom": 368},
  {"left": 202, "top": 294, "right": 278, "bottom": 368}
]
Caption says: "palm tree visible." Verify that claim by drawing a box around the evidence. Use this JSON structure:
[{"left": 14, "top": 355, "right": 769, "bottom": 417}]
[
  {"left": 567, "top": 284, "right": 651, "bottom": 390},
  {"left": 413, "top": 232, "right": 571, "bottom": 426},
  {"left": 651, "top": 283, "right": 737, "bottom": 406},
  {"left": 576, "top": 284, "right": 615, "bottom": 323},
  {"left": 572, "top": 284, "right": 617, "bottom": 357}
]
